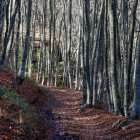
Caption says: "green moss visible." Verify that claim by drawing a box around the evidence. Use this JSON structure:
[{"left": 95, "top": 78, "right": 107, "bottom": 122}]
[
  {"left": 0, "top": 86, "right": 37, "bottom": 122},
  {"left": 24, "top": 76, "right": 37, "bottom": 85}
]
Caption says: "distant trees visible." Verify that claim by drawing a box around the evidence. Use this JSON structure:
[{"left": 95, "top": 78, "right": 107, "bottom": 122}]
[
  {"left": 0, "top": 0, "right": 19, "bottom": 70},
  {"left": 0, "top": 0, "right": 140, "bottom": 118}
]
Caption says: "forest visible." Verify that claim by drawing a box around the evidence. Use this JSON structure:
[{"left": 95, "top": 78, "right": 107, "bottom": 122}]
[{"left": 0, "top": 0, "right": 140, "bottom": 139}]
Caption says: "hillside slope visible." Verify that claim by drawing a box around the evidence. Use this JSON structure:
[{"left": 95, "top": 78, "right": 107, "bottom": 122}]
[
  {"left": 0, "top": 70, "right": 52, "bottom": 139},
  {"left": 1, "top": 70, "right": 140, "bottom": 140}
]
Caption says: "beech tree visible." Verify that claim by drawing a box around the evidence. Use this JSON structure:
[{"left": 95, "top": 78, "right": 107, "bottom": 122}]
[
  {"left": 18, "top": 0, "right": 32, "bottom": 83},
  {"left": 0, "top": 0, "right": 5, "bottom": 42},
  {"left": 0, "top": 0, "right": 19, "bottom": 70}
]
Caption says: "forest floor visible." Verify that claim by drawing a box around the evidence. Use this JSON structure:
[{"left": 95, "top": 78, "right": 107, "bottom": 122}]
[
  {"left": 0, "top": 70, "right": 53, "bottom": 139},
  {"left": 1, "top": 70, "right": 140, "bottom": 139},
  {"left": 40, "top": 87, "right": 140, "bottom": 140}
]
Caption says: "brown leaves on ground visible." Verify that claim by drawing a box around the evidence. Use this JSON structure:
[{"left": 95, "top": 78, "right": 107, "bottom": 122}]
[
  {"left": 42, "top": 87, "right": 140, "bottom": 140},
  {"left": 1, "top": 69, "right": 140, "bottom": 140},
  {"left": 0, "top": 70, "right": 52, "bottom": 140}
]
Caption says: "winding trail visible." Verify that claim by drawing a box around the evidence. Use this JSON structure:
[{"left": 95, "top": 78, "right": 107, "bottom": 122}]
[{"left": 40, "top": 86, "right": 140, "bottom": 140}]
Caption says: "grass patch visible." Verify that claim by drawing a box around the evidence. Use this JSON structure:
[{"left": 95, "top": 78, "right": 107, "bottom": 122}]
[
  {"left": 0, "top": 85, "right": 38, "bottom": 123},
  {"left": 24, "top": 76, "right": 37, "bottom": 85}
]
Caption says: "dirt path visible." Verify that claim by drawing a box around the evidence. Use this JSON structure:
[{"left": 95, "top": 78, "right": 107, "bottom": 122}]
[{"left": 40, "top": 86, "right": 140, "bottom": 140}]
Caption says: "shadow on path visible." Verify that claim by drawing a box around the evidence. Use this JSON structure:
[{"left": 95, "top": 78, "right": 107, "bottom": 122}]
[
  {"left": 40, "top": 86, "right": 140, "bottom": 140},
  {"left": 40, "top": 86, "right": 80, "bottom": 140}
]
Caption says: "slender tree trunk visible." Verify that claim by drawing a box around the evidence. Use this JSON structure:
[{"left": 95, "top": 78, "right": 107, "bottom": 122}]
[
  {"left": 13, "top": 0, "right": 21, "bottom": 87},
  {"left": 108, "top": 0, "right": 120, "bottom": 114},
  {"left": 82, "top": 0, "right": 91, "bottom": 105},
  {"left": 18, "top": 0, "right": 32, "bottom": 83}
]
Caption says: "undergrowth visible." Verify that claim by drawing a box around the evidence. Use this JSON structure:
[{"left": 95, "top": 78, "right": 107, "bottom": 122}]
[
  {"left": 0, "top": 85, "right": 37, "bottom": 123},
  {"left": 24, "top": 76, "right": 37, "bottom": 85}
]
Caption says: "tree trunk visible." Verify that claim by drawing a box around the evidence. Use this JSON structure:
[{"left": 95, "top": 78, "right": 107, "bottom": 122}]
[
  {"left": 108, "top": 0, "right": 120, "bottom": 114},
  {"left": 18, "top": 0, "right": 32, "bottom": 83}
]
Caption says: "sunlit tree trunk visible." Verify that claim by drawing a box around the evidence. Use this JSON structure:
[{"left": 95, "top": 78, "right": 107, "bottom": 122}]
[
  {"left": 0, "top": 0, "right": 5, "bottom": 44},
  {"left": 27, "top": 17, "right": 35, "bottom": 78},
  {"left": 90, "top": 1, "right": 104, "bottom": 106},
  {"left": 41, "top": 0, "right": 47, "bottom": 85},
  {"left": 47, "top": 0, "right": 53, "bottom": 86},
  {"left": 108, "top": 0, "right": 120, "bottom": 114}
]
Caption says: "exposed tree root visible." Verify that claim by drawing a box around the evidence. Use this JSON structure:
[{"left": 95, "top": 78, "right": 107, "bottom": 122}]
[
  {"left": 112, "top": 118, "right": 132, "bottom": 130},
  {"left": 79, "top": 104, "right": 92, "bottom": 112}
]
